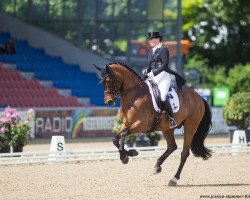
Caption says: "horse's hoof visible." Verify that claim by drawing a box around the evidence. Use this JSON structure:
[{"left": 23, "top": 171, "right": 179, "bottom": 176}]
[
  {"left": 127, "top": 149, "right": 138, "bottom": 157},
  {"left": 121, "top": 155, "right": 129, "bottom": 164},
  {"left": 153, "top": 166, "right": 162, "bottom": 174},
  {"left": 168, "top": 180, "right": 177, "bottom": 187}
]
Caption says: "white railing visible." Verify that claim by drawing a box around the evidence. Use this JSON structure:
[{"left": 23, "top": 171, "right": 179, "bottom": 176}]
[{"left": 0, "top": 143, "right": 249, "bottom": 166}]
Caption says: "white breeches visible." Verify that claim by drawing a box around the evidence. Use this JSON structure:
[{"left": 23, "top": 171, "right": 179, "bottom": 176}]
[{"left": 148, "top": 71, "right": 171, "bottom": 101}]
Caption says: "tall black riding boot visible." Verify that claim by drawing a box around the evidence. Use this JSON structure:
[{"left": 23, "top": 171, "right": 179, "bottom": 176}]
[{"left": 162, "top": 98, "right": 177, "bottom": 128}]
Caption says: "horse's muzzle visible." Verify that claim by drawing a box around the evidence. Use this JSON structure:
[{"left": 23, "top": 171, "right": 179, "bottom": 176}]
[
  {"left": 104, "top": 94, "right": 116, "bottom": 106},
  {"left": 106, "top": 100, "right": 115, "bottom": 106}
]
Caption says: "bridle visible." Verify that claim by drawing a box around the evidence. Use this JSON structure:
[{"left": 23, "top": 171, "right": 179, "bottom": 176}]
[
  {"left": 101, "top": 66, "right": 143, "bottom": 99},
  {"left": 101, "top": 69, "right": 121, "bottom": 98}
]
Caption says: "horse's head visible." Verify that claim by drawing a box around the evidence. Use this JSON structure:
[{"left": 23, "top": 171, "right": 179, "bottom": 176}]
[{"left": 94, "top": 64, "right": 122, "bottom": 106}]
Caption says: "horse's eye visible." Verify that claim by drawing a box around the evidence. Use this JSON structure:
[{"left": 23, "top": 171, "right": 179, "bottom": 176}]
[{"left": 105, "top": 78, "right": 112, "bottom": 84}]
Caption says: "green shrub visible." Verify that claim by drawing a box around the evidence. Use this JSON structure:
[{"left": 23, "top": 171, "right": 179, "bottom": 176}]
[
  {"left": 226, "top": 64, "right": 250, "bottom": 94},
  {"left": 222, "top": 92, "right": 250, "bottom": 129},
  {"left": 0, "top": 107, "right": 34, "bottom": 149},
  {"left": 147, "top": 131, "right": 161, "bottom": 142}
]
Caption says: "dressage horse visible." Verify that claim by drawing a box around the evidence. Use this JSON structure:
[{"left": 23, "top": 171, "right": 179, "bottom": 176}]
[{"left": 94, "top": 62, "right": 212, "bottom": 186}]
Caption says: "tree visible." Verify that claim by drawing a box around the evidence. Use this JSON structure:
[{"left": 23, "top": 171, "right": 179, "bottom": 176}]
[
  {"left": 182, "top": 0, "right": 250, "bottom": 68},
  {"left": 226, "top": 64, "right": 250, "bottom": 93}
]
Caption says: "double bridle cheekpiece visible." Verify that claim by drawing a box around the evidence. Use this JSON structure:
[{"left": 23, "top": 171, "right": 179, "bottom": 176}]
[
  {"left": 101, "top": 67, "right": 121, "bottom": 98},
  {"left": 94, "top": 63, "right": 143, "bottom": 99}
]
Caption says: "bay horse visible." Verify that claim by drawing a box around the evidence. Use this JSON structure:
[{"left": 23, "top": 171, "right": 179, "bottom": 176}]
[{"left": 94, "top": 62, "right": 212, "bottom": 186}]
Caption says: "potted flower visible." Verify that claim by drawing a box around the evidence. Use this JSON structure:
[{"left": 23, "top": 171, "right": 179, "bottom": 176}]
[
  {"left": 113, "top": 113, "right": 137, "bottom": 147},
  {"left": 222, "top": 92, "right": 250, "bottom": 142},
  {"left": 147, "top": 131, "right": 162, "bottom": 146},
  {"left": 0, "top": 107, "right": 34, "bottom": 153},
  {"left": 124, "top": 134, "right": 137, "bottom": 147}
]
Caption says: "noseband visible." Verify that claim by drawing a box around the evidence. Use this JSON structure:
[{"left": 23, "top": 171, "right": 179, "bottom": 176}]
[
  {"left": 101, "top": 70, "right": 121, "bottom": 98},
  {"left": 101, "top": 66, "right": 143, "bottom": 98}
]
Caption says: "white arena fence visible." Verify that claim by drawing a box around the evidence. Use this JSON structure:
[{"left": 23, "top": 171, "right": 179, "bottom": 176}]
[{"left": 0, "top": 143, "right": 249, "bottom": 166}]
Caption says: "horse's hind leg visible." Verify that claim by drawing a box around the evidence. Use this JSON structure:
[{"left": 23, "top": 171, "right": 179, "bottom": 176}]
[
  {"left": 168, "top": 116, "right": 201, "bottom": 186},
  {"left": 154, "top": 129, "right": 177, "bottom": 174}
]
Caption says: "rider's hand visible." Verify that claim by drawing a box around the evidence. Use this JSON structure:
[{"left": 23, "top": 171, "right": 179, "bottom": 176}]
[
  {"left": 142, "top": 69, "right": 147, "bottom": 76},
  {"left": 147, "top": 71, "right": 154, "bottom": 77},
  {"left": 140, "top": 69, "right": 148, "bottom": 80}
]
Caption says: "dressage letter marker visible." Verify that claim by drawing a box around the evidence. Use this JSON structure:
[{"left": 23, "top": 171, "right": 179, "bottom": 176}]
[
  {"left": 231, "top": 130, "right": 247, "bottom": 155},
  {"left": 49, "top": 135, "right": 66, "bottom": 161},
  {"left": 232, "top": 130, "right": 247, "bottom": 144}
]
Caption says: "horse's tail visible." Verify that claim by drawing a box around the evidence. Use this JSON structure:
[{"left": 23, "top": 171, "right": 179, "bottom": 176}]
[{"left": 191, "top": 98, "right": 212, "bottom": 160}]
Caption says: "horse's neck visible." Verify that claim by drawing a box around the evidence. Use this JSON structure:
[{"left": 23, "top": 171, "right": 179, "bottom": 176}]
[
  {"left": 122, "top": 77, "right": 140, "bottom": 91},
  {"left": 113, "top": 66, "right": 148, "bottom": 103},
  {"left": 120, "top": 70, "right": 143, "bottom": 93},
  {"left": 121, "top": 74, "right": 148, "bottom": 105}
]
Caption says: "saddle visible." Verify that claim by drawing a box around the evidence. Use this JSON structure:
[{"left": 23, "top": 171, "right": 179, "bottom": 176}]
[{"left": 147, "top": 80, "right": 180, "bottom": 113}]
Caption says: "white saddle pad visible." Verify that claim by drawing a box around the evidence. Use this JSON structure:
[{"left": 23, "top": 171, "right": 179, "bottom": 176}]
[{"left": 146, "top": 80, "right": 180, "bottom": 113}]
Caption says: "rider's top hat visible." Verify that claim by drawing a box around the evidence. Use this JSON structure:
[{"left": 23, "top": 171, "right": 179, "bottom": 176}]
[{"left": 147, "top": 31, "right": 163, "bottom": 40}]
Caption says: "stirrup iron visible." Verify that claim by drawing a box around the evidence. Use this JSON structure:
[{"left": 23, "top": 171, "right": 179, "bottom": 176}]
[{"left": 169, "top": 117, "right": 177, "bottom": 128}]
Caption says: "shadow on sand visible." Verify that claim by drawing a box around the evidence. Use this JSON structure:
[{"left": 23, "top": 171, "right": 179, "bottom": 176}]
[{"left": 175, "top": 183, "right": 250, "bottom": 187}]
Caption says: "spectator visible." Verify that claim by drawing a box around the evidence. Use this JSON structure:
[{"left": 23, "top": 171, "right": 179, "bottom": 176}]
[
  {"left": 5, "top": 38, "right": 16, "bottom": 54},
  {"left": 0, "top": 44, "right": 5, "bottom": 54}
]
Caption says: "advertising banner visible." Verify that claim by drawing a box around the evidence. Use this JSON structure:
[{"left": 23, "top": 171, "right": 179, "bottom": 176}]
[{"left": 35, "top": 107, "right": 119, "bottom": 139}]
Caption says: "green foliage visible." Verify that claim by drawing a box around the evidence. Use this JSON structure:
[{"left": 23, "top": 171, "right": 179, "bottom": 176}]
[
  {"left": 182, "top": 0, "right": 205, "bottom": 32},
  {"left": 9, "top": 123, "right": 30, "bottom": 147},
  {"left": 114, "top": 39, "right": 127, "bottom": 53},
  {"left": 147, "top": 132, "right": 161, "bottom": 142},
  {"left": 112, "top": 114, "right": 122, "bottom": 134},
  {"left": 226, "top": 64, "right": 250, "bottom": 94},
  {"left": 184, "top": 56, "right": 250, "bottom": 93},
  {"left": 184, "top": 55, "right": 227, "bottom": 88},
  {"left": 0, "top": 107, "right": 34, "bottom": 148},
  {"left": 125, "top": 134, "right": 137, "bottom": 144},
  {"left": 222, "top": 92, "right": 250, "bottom": 129},
  {"left": 182, "top": 0, "right": 250, "bottom": 68},
  {"left": 206, "top": 66, "right": 227, "bottom": 88},
  {"left": 184, "top": 54, "right": 209, "bottom": 74}
]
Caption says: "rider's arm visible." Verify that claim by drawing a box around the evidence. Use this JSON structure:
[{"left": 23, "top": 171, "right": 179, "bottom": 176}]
[
  {"left": 152, "top": 47, "right": 169, "bottom": 76},
  {"left": 141, "top": 51, "right": 153, "bottom": 76}
]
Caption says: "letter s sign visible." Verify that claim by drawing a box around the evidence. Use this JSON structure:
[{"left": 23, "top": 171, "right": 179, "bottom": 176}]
[{"left": 57, "top": 142, "right": 64, "bottom": 151}]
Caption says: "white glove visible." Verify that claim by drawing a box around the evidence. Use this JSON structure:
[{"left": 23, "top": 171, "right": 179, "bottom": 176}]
[
  {"left": 147, "top": 72, "right": 154, "bottom": 77},
  {"left": 142, "top": 69, "right": 147, "bottom": 75}
]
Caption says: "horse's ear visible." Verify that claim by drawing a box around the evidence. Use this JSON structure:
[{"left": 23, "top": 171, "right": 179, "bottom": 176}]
[
  {"left": 93, "top": 64, "right": 102, "bottom": 72},
  {"left": 106, "top": 65, "right": 112, "bottom": 74}
]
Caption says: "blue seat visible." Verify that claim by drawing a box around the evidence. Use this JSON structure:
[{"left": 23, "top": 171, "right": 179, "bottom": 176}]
[{"left": 0, "top": 32, "right": 106, "bottom": 106}]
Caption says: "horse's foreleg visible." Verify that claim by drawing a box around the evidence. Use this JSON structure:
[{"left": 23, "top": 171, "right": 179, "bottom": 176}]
[
  {"left": 154, "top": 130, "right": 177, "bottom": 174},
  {"left": 112, "top": 127, "right": 128, "bottom": 149},
  {"left": 118, "top": 132, "right": 130, "bottom": 164},
  {"left": 113, "top": 134, "right": 120, "bottom": 149},
  {"left": 113, "top": 128, "right": 138, "bottom": 161},
  {"left": 113, "top": 129, "right": 137, "bottom": 164}
]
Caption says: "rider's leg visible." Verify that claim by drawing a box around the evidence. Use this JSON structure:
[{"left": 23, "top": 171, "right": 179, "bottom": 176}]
[
  {"left": 158, "top": 75, "right": 177, "bottom": 128},
  {"left": 162, "top": 98, "right": 177, "bottom": 128}
]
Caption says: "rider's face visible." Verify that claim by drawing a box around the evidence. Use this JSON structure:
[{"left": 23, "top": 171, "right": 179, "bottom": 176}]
[{"left": 148, "top": 38, "right": 161, "bottom": 48}]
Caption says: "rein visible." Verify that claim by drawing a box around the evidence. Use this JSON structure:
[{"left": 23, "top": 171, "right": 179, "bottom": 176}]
[
  {"left": 102, "top": 73, "right": 121, "bottom": 98},
  {"left": 102, "top": 64, "right": 162, "bottom": 133},
  {"left": 120, "top": 81, "right": 143, "bottom": 97},
  {"left": 102, "top": 68, "right": 143, "bottom": 98}
]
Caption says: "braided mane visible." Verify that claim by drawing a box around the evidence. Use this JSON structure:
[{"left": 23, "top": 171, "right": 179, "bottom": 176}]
[{"left": 109, "top": 62, "right": 142, "bottom": 81}]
